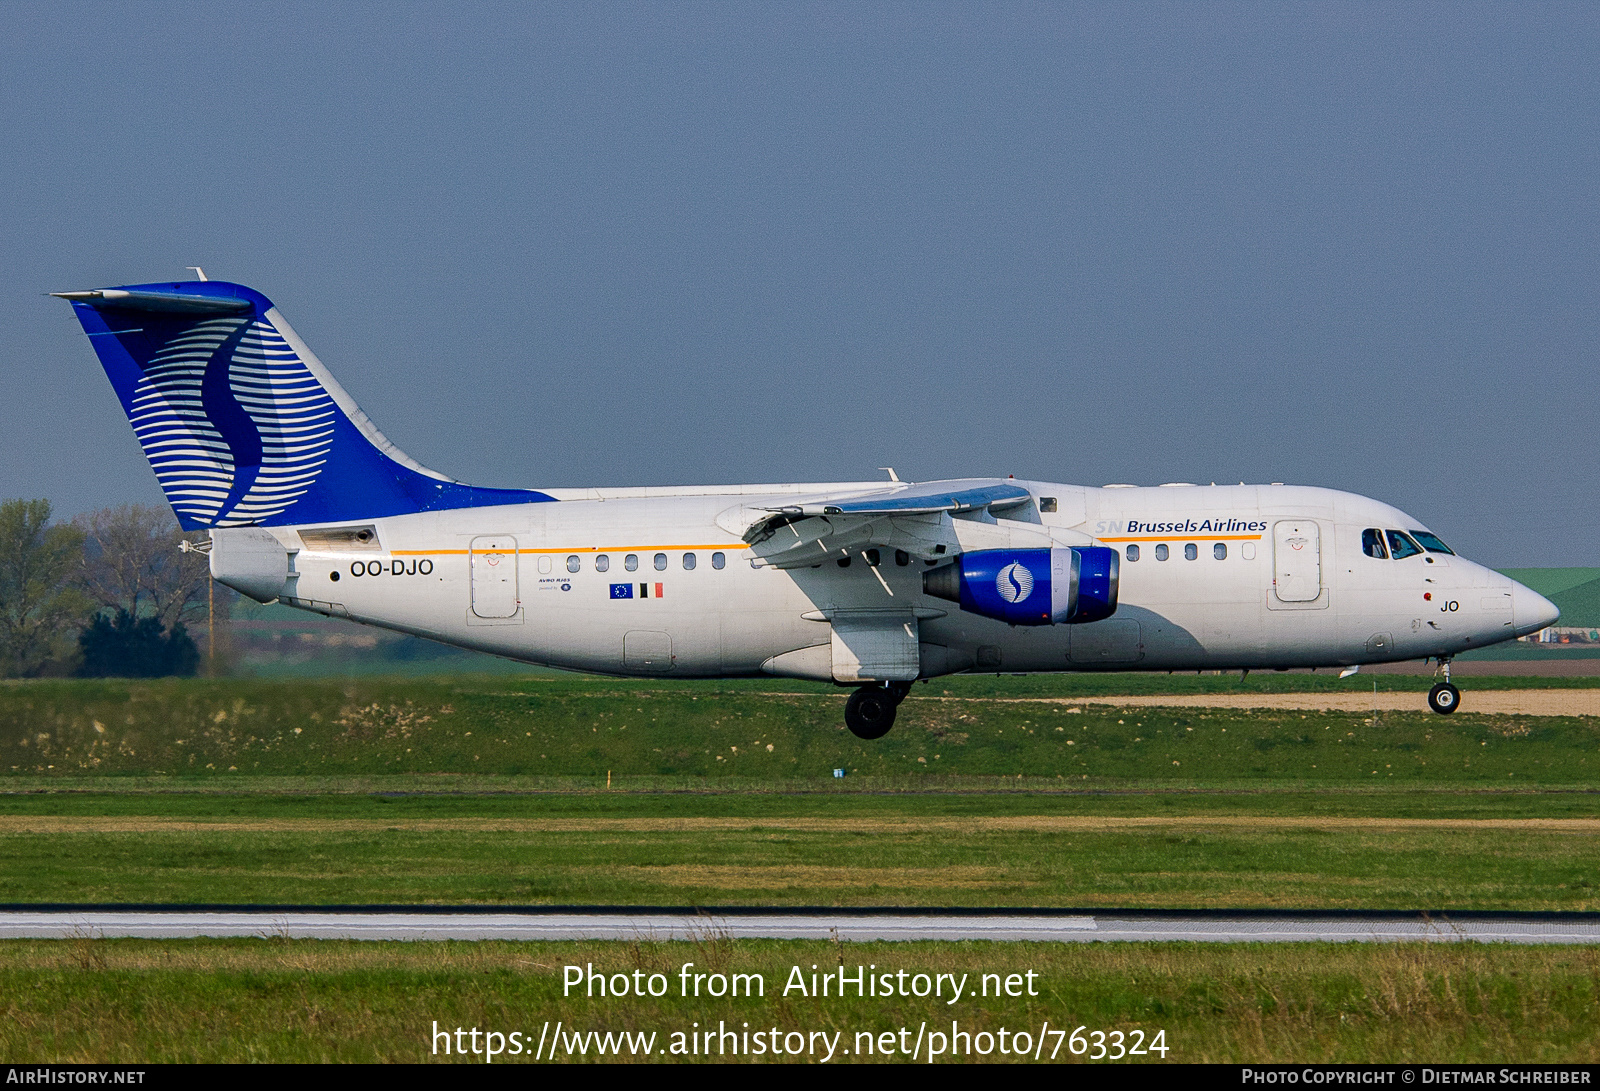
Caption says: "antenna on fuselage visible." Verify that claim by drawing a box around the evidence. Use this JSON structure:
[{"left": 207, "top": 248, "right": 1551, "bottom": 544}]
[
  {"left": 185, "top": 267, "right": 208, "bottom": 281},
  {"left": 878, "top": 467, "right": 900, "bottom": 482}
]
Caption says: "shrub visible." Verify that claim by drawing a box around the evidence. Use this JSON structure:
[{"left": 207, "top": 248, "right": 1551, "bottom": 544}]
[{"left": 76, "top": 608, "right": 199, "bottom": 678}]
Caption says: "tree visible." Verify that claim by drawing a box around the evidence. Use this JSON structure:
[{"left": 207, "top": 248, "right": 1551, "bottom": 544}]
[
  {"left": 76, "top": 609, "right": 199, "bottom": 678},
  {"left": 0, "top": 499, "right": 89, "bottom": 677},
  {"left": 73, "top": 504, "right": 218, "bottom": 631}
]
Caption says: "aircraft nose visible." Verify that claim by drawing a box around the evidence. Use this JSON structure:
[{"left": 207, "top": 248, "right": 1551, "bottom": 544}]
[{"left": 1511, "top": 581, "right": 1560, "bottom": 637}]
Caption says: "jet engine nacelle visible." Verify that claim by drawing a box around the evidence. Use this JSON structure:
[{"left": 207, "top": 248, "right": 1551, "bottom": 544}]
[{"left": 922, "top": 546, "right": 1119, "bottom": 626}]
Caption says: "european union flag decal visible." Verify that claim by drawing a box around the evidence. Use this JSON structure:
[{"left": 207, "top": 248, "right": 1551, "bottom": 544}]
[{"left": 609, "top": 583, "right": 634, "bottom": 599}]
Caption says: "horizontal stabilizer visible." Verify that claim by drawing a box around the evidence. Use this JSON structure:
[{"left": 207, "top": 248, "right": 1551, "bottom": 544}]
[{"left": 51, "top": 289, "right": 253, "bottom": 315}]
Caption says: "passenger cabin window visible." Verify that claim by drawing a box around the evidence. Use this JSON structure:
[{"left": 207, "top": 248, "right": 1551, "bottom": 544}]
[
  {"left": 1411, "top": 531, "right": 1455, "bottom": 555},
  {"left": 625, "top": 554, "right": 639, "bottom": 572},
  {"left": 712, "top": 552, "right": 726, "bottom": 570},
  {"left": 894, "top": 550, "right": 910, "bottom": 566},
  {"left": 1126, "top": 544, "right": 1139, "bottom": 562},
  {"left": 682, "top": 552, "right": 697, "bottom": 571},
  {"left": 1362, "top": 529, "right": 1388, "bottom": 559},
  {"left": 1184, "top": 543, "right": 1198, "bottom": 561},
  {"left": 654, "top": 553, "right": 668, "bottom": 571},
  {"left": 1214, "top": 543, "right": 1227, "bottom": 560},
  {"left": 1386, "top": 530, "right": 1423, "bottom": 560},
  {"left": 538, "top": 556, "right": 552, "bottom": 574},
  {"left": 595, "top": 554, "right": 609, "bottom": 573},
  {"left": 566, "top": 555, "right": 581, "bottom": 573},
  {"left": 1039, "top": 497, "right": 1058, "bottom": 513},
  {"left": 1155, "top": 544, "right": 1169, "bottom": 561},
  {"left": 865, "top": 548, "right": 881, "bottom": 567}
]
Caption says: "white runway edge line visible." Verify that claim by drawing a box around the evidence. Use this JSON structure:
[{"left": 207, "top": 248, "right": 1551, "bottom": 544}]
[{"left": 4, "top": 912, "right": 1600, "bottom": 944}]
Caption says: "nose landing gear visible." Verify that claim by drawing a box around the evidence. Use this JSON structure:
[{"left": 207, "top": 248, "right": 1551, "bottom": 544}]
[
  {"left": 1428, "top": 657, "right": 1460, "bottom": 715},
  {"left": 844, "top": 682, "right": 911, "bottom": 739}
]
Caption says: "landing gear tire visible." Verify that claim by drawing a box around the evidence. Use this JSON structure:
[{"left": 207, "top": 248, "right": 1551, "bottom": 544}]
[
  {"left": 845, "top": 687, "right": 899, "bottom": 739},
  {"left": 1428, "top": 682, "right": 1461, "bottom": 715}
]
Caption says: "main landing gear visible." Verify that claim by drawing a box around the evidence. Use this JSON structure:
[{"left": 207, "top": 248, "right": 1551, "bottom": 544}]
[
  {"left": 1428, "top": 657, "right": 1461, "bottom": 715},
  {"left": 845, "top": 682, "right": 911, "bottom": 739}
]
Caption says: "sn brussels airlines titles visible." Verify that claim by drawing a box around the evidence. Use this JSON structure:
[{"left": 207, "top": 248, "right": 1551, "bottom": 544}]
[
  {"left": 1105, "top": 518, "right": 1270, "bottom": 536},
  {"left": 54, "top": 276, "right": 1559, "bottom": 738}
]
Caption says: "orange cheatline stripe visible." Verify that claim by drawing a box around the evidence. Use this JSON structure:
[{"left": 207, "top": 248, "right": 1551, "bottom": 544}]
[
  {"left": 389, "top": 544, "right": 746, "bottom": 556},
  {"left": 1097, "top": 534, "right": 1264, "bottom": 542}
]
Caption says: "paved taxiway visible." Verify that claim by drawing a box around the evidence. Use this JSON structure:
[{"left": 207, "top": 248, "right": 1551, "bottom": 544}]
[{"left": 3, "top": 911, "right": 1599, "bottom": 944}]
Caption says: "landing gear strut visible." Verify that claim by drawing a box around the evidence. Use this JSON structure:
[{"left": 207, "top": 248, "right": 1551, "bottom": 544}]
[
  {"left": 1428, "top": 657, "right": 1460, "bottom": 715},
  {"left": 845, "top": 682, "right": 910, "bottom": 739}
]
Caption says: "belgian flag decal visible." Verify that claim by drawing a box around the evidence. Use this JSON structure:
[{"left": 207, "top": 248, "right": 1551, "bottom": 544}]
[{"left": 613, "top": 583, "right": 665, "bottom": 599}]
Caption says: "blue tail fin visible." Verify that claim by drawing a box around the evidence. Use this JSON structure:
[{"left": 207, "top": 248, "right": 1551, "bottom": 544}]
[{"left": 56, "top": 280, "right": 554, "bottom": 529}]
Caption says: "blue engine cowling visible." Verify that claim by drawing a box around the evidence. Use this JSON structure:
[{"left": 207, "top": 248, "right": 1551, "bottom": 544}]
[{"left": 922, "top": 546, "right": 1119, "bottom": 626}]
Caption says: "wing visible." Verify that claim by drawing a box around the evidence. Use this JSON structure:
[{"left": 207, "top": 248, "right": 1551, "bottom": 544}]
[
  {"left": 718, "top": 479, "right": 1061, "bottom": 569},
  {"left": 758, "top": 479, "right": 1034, "bottom": 519}
]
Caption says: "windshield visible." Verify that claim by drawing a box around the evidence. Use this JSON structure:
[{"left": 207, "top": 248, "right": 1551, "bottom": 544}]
[
  {"left": 1386, "top": 530, "right": 1423, "bottom": 560},
  {"left": 1410, "top": 531, "right": 1455, "bottom": 555}
]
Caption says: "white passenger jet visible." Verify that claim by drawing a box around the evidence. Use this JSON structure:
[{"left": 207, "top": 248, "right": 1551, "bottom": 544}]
[{"left": 55, "top": 279, "right": 1558, "bottom": 737}]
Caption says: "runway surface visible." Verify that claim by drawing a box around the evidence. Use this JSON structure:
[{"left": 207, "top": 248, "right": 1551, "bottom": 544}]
[{"left": 5, "top": 909, "right": 1600, "bottom": 944}]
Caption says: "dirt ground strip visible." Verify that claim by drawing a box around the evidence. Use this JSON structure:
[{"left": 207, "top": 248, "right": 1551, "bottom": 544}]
[
  {"left": 908, "top": 689, "right": 1600, "bottom": 717},
  {"left": 1367, "top": 658, "right": 1600, "bottom": 676},
  {"left": 4, "top": 815, "right": 1600, "bottom": 834}
]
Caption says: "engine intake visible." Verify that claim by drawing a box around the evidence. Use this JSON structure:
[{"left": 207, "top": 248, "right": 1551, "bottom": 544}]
[{"left": 923, "top": 546, "right": 1119, "bottom": 626}]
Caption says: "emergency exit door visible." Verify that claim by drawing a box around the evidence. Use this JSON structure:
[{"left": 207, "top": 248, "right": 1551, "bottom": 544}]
[
  {"left": 1272, "top": 521, "right": 1321, "bottom": 602},
  {"left": 470, "top": 536, "right": 519, "bottom": 618}
]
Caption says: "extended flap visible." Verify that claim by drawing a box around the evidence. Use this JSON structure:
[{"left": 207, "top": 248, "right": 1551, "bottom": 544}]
[{"left": 830, "top": 613, "right": 921, "bottom": 683}]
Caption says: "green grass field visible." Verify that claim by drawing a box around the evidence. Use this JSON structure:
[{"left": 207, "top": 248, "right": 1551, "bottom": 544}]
[
  {"left": 3, "top": 938, "right": 1597, "bottom": 1063},
  {"left": 4, "top": 674, "right": 1599, "bottom": 785},
  {"left": 0, "top": 675, "right": 1597, "bottom": 909},
  {"left": 2, "top": 793, "right": 1597, "bottom": 908},
  {"left": 4, "top": 675, "right": 1599, "bottom": 1063}
]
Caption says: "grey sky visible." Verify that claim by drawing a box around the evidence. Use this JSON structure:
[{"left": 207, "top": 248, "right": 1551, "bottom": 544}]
[{"left": 3, "top": 3, "right": 1596, "bottom": 565}]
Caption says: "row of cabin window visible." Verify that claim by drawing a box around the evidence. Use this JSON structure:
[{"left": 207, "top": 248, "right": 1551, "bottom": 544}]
[
  {"left": 1125, "top": 543, "right": 1230, "bottom": 562},
  {"left": 544, "top": 552, "right": 727, "bottom": 575}
]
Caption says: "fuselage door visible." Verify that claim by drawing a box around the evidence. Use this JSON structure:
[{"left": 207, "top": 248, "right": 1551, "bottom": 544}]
[
  {"left": 1272, "top": 520, "right": 1321, "bottom": 602},
  {"left": 470, "top": 536, "right": 520, "bottom": 618},
  {"left": 625, "top": 630, "right": 674, "bottom": 672}
]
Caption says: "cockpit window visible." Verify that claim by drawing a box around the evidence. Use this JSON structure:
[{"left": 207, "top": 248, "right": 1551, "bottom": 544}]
[
  {"left": 1410, "top": 531, "right": 1455, "bottom": 555},
  {"left": 1386, "top": 530, "right": 1423, "bottom": 560},
  {"left": 1361, "top": 529, "right": 1388, "bottom": 559}
]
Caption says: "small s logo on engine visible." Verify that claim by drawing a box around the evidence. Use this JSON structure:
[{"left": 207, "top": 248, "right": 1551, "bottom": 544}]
[{"left": 996, "top": 562, "right": 1034, "bottom": 604}]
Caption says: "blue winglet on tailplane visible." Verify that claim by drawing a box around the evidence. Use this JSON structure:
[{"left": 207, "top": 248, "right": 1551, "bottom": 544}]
[{"left": 56, "top": 280, "right": 555, "bottom": 530}]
